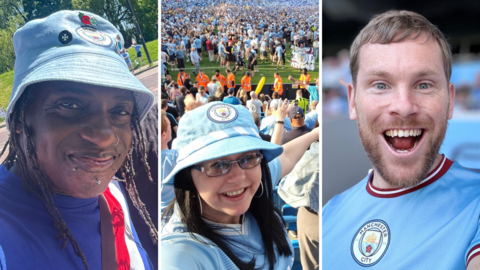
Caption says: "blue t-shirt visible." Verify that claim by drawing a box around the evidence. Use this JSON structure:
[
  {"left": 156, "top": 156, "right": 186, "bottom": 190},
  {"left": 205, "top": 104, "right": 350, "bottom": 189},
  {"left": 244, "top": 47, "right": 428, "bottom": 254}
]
[
  {"left": 175, "top": 50, "right": 184, "bottom": 59},
  {"left": 161, "top": 63, "right": 167, "bottom": 76},
  {"left": 323, "top": 157, "right": 480, "bottom": 269},
  {"left": 194, "top": 39, "right": 202, "bottom": 49},
  {"left": 307, "top": 85, "right": 319, "bottom": 103},
  {"left": 244, "top": 39, "right": 251, "bottom": 49},
  {"left": 218, "top": 44, "right": 225, "bottom": 55},
  {"left": 0, "top": 165, "right": 152, "bottom": 270},
  {"left": 135, "top": 45, "right": 142, "bottom": 53},
  {"left": 122, "top": 52, "right": 131, "bottom": 63},
  {"left": 167, "top": 43, "right": 175, "bottom": 55},
  {"left": 276, "top": 46, "right": 283, "bottom": 57},
  {"left": 223, "top": 96, "right": 241, "bottom": 105}
]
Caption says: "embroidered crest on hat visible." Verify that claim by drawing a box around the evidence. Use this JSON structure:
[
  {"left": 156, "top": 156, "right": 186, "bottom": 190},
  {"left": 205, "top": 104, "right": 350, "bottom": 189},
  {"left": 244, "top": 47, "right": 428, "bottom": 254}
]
[
  {"left": 76, "top": 26, "right": 112, "bottom": 47},
  {"left": 351, "top": 219, "right": 390, "bottom": 266},
  {"left": 58, "top": 30, "right": 73, "bottom": 45},
  {"left": 207, "top": 104, "right": 238, "bottom": 123}
]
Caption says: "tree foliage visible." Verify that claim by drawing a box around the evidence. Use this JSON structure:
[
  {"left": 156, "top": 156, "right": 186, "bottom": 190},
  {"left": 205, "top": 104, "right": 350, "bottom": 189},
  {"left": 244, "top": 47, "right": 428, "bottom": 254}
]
[{"left": 0, "top": 0, "right": 157, "bottom": 75}]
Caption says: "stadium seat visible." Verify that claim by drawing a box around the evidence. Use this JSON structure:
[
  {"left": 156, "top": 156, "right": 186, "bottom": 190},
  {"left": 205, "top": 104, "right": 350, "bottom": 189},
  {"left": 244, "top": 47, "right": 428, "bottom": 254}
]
[
  {"left": 282, "top": 204, "right": 298, "bottom": 232},
  {"left": 291, "top": 239, "right": 302, "bottom": 270}
]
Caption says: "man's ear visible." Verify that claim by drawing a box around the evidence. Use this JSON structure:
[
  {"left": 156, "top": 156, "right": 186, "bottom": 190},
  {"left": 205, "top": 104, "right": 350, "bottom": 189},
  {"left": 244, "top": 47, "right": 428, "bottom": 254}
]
[{"left": 348, "top": 83, "right": 358, "bottom": 120}]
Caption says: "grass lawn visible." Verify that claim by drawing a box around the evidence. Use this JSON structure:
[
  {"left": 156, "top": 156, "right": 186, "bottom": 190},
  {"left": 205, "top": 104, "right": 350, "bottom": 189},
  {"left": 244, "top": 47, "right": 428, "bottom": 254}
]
[
  {"left": 165, "top": 43, "right": 319, "bottom": 85},
  {"left": 128, "top": 39, "right": 158, "bottom": 69},
  {"left": 0, "top": 71, "right": 14, "bottom": 111}
]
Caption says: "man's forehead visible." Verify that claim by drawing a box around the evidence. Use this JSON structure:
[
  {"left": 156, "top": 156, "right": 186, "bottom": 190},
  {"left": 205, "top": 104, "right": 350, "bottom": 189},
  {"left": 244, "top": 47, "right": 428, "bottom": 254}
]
[{"left": 357, "top": 37, "right": 445, "bottom": 80}]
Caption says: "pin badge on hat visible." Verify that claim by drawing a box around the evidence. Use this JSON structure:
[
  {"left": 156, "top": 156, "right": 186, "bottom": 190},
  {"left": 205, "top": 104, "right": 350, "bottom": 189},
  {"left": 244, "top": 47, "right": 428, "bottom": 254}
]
[
  {"left": 90, "top": 17, "right": 98, "bottom": 27},
  {"left": 58, "top": 30, "right": 73, "bottom": 45},
  {"left": 116, "top": 35, "right": 123, "bottom": 54},
  {"left": 79, "top": 12, "right": 90, "bottom": 25}
]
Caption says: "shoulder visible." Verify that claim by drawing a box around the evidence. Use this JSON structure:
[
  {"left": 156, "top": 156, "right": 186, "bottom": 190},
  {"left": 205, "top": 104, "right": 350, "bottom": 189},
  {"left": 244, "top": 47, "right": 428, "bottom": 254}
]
[{"left": 323, "top": 174, "right": 370, "bottom": 216}]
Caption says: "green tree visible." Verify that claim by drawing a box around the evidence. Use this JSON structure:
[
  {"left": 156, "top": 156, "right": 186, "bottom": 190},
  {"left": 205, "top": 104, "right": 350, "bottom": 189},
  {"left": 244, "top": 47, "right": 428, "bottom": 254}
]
[
  {"left": 133, "top": 0, "right": 158, "bottom": 42},
  {"left": 0, "top": 14, "right": 24, "bottom": 74},
  {"left": 21, "top": 0, "right": 72, "bottom": 21}
]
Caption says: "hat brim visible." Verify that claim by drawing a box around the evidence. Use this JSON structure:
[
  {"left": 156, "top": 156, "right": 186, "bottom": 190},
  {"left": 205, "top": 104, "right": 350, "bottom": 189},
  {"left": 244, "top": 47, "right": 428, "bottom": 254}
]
[
  {"left": 8, "top": 47, "right": 154, "bottom": 130},
  {"left": 162, "top": 135, "right": 283, "bottom": 186}
]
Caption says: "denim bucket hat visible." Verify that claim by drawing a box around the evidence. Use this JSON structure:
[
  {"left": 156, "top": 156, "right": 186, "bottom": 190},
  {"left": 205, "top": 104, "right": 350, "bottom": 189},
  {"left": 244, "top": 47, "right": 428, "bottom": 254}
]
[
  {"left": 162, "top": 102, "right": 284, "bottom": 185},
  {"left": 7, "top": 10, "right": 154, "bottom": 130}
]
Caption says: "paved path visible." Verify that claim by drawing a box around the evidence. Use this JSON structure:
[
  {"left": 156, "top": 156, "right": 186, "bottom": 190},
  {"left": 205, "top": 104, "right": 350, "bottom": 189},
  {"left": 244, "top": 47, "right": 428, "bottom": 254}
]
[{"left": 0, "top": 68, "right": 158, "bottom": 162}]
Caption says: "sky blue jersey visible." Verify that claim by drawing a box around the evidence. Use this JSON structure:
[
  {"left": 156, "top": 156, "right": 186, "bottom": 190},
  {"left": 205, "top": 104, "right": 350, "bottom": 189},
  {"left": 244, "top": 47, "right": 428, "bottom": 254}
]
[{"left": 323, "top": 156, "right": 480, "bottom": 269}]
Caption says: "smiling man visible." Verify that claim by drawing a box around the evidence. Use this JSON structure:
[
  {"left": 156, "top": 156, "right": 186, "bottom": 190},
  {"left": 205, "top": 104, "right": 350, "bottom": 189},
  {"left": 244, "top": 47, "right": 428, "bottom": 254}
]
[
  {"left": 323, "top": 11, "right": 480, "bottom": 269},
  {"left": 0, "top": 10, "right": 156, "bottom": 270}
]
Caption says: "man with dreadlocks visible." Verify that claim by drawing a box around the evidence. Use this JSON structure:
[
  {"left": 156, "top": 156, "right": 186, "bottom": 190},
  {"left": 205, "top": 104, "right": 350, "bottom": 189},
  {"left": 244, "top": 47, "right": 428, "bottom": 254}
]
[{"left": 0, "top": 10, "right": 156, "bottom": 270}]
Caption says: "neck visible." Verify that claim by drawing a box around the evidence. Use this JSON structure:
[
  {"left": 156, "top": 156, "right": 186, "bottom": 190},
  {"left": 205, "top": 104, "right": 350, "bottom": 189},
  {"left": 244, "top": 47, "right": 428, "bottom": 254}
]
[{"left": 372, "top": 154, "right": 443, "bottom": 189}]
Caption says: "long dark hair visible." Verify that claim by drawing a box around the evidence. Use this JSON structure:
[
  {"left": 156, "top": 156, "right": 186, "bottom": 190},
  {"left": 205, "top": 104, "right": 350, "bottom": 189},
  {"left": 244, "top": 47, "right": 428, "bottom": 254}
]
[{"left": 163, "top": 156, "right": 292, "bottom": 270}]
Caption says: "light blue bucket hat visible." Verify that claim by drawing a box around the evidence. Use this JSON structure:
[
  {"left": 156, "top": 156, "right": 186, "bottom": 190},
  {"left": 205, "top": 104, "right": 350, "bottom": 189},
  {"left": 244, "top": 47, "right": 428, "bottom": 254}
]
[
  {"left": 7, "top": 10, "right": 154, "bottom": 130},
  {"left": 162, "top": 102, "right": 284, "bottom": 186}
]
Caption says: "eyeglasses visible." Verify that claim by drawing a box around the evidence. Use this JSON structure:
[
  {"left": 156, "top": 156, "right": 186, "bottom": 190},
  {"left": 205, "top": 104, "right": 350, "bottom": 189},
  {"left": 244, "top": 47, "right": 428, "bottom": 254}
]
[{"left": 193, "top": 152, "right": 263, "bottom": 177}]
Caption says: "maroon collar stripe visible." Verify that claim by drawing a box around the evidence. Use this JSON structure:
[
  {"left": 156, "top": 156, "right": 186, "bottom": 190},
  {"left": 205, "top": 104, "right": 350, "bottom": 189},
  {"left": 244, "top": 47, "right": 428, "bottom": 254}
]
[{"left": 366, "top": 156, "right": 453, "bottom": 198}]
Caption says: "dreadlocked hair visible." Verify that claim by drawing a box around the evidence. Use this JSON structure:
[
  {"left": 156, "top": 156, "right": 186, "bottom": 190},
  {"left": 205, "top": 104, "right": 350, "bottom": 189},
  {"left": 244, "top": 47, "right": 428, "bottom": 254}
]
[
  {"left": 1, "top": 89, "right": 158, "bottom": 270},
  {"left": 2, "top": 90, "right": 89, "bottom": 269},
  {"left": 119, "top": 104, "right": 158, "bottom": 244}
]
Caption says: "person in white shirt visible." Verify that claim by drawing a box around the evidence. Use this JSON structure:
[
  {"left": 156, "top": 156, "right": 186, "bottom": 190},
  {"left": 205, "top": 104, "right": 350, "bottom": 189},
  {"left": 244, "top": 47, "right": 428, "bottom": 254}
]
[
  {"left": 207, "top": 78, "right": 219, "bottom": 97},
  {"left": 247, "top": 92, "right": 263, "bottom": 113},
  {"left": 196, "top": 86, "right": 209, "bottom": 103}
]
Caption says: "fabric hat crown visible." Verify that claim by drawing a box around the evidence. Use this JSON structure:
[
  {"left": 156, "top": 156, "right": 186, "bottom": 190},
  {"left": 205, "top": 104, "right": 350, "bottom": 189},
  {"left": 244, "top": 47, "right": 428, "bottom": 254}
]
[
  {"left": 8, "top": 10, "right": 154, "bottom": 130},
  {"left": 162, "top": 102, "right": 283, "bottom": 185}
]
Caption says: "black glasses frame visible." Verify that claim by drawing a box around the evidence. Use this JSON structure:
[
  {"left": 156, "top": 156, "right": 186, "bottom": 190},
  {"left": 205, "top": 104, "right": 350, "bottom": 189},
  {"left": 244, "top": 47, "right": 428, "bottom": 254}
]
[{"left": 192, "top": 152, "right": 264, "bottom": 177}]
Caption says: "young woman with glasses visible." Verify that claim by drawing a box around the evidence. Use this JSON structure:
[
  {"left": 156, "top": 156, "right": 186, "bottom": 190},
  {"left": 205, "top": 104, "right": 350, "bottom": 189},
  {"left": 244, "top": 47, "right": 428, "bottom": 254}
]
[{"left": 161, "top": 100, "right": 319, "bottom": 269}]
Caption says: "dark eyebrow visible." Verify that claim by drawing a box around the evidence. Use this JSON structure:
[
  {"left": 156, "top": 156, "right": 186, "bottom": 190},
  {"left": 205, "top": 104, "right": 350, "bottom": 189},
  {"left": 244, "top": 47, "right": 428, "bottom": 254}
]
[{"left": 51, "top": 88, "right": 134, "bottom": 102}]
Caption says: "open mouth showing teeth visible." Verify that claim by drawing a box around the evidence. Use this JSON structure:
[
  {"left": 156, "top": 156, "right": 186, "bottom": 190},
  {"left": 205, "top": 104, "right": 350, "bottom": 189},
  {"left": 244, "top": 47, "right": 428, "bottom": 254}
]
[
  {"left": 223, "top": 188, "right": 246, "bottom": 197},
  {"left": 384, "top": 129, "right": 424, "bottom": 153}
]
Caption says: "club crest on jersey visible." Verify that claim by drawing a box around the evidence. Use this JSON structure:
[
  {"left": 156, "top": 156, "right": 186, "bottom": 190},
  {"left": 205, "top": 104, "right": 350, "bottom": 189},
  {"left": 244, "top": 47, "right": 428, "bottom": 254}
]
[
  {"left": 351, "top": 219, "right": 390, "bottom": 266},
  {"left": 207, "top": 104, "right": 238, "bottom": 123}
]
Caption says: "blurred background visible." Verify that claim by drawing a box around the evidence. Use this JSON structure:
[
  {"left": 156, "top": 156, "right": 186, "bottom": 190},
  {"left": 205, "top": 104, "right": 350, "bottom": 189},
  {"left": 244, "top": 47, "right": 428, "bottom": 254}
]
[{"left": 323, "top": 0, "right": 480, "bottom": 204}]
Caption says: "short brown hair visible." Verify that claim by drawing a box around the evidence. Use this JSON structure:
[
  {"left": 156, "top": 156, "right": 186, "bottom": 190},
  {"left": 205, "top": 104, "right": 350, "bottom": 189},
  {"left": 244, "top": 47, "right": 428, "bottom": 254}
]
[
  {"left": 161, "top": 110, "right": 168, "bottom": 134},
  {"left": 161, "top": 99, "right": 168, "bottom": 110},
  {"left": 350, "top": 10, "right": 452, "bottom": 85}
]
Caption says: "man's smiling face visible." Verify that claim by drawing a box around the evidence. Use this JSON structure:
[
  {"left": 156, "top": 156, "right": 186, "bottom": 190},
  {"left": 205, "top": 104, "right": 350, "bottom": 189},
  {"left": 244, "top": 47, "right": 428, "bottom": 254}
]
[
  {"left": 19, "top": 81, "right": 135, "bottom": 198},
  {"left": 348, "top": 34, "right": 455, "bottom": 188}
]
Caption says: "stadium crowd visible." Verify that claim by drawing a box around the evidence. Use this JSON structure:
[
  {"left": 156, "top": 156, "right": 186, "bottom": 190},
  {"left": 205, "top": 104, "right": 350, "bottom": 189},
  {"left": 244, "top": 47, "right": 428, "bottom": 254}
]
[
  {"left": 160, "top": 1, "right": 320, "bottom": 269},
  {"left": 160, "top": 0, "right": 319, "bottom": 82}
]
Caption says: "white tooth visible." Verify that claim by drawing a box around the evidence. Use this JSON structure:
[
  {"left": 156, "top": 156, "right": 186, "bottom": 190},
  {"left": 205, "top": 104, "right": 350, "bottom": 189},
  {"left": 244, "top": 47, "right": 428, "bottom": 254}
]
[
  {"left": 385, "top": 130, "right": 390, "bottom": 137},
  {"left": 406, "top": 130, "right": 411, "bottom": 137},
  {"left": 394, "top": 130, "right": 398, "bottom": 137},
  {"left": 399, "top": 130, "right": 404, "bottom": 137}
]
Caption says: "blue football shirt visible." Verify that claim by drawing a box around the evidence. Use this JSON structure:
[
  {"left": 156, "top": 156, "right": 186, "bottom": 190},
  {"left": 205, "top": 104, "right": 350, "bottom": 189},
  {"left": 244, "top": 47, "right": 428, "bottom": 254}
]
[{"left": 323, "top": 156, "right": 480, "bottom": 269}]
